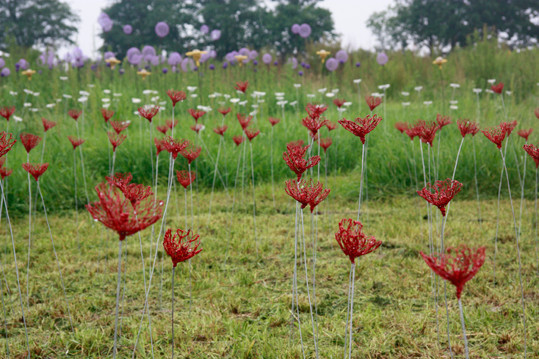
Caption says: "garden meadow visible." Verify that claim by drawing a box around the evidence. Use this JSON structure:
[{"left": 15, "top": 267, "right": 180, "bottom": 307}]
[{"left": 0, "top": 28, "right": 538, "bottom": 358}]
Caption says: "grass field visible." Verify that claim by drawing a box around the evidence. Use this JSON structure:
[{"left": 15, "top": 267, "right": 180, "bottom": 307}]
[{"left": 0, "top": 178, "right": 537, "bottom": 358}]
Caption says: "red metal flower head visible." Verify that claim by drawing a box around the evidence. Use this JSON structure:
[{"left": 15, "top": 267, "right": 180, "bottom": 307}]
[
  {"left": 405, "top": 120, "right": 424, "bottom": 141},
  {"left": 457, "top": 119, "right": 479, "bottom": 138},
  {"left": 283, "top": 142, "right": 320, "bottom": 180},
  {"left": 167, "top": 89, "right": 186, "bottom": 107},
  {"left": 320, "top": 137, "right": 333, "bottom": 153},
  {"left": 233, "top": 135, "right": 245, "bottom": 146},
  {"left": 110, "top": 120, "right": 131, "bottom": 134},
  {"left": 154, "top": 138, "right": 166, "bottom": 156},
  {"left": 284, "top": 178, "right": 330, "bottom": 212},
  {"left": 417, "top": 178, "right": 463, "bottom": 216},
  {"left": 218, "top": 107, "right": 231, "bottom": 116},
  {"left": 22, "top": 163, "right": 49, "bottom": 181},
  {"left": 138, "top": 106, "right": 160, "bottom": 122},
  {"left": 68, "top": 109, "right": 82, "bottom": 121},
  {"left": 237, "top": 113, "right": 253, "bottom": 130},
  {"left": 108, "top": 132, "right": 127, "bottom": 152},
  {"left": 268, "top": 117, "right": 280, "bottom": 126},
  {"left": 163, "top": 228, "right": 202, "bottom": 267},
  {"left": 0, "top": 158, "right": 12, "bottom": 180},
  {"left": 502, "top": 120, "right": 517, "bottom": 136},
  {"left": 234, "top": 81, "right": 249, "bottom": 93},
  {"left": 191, "top": 124, "right": 205, "bottom": 134},
  {"left": 106, "top": 172, "right": 133, "bottom": 190},
  {"left": 339, "top": 114, "right": 382, "bottom": 144},
  {"left": 42, "top": 118, "right": 57, "bottom": 132},
  {"left": 176, "top": 170, "right": 196, "bottom": 189},
  {"left": 213, "top": 125, "right": 228, "bottom": 136},
  {"left": 394, "top": 122, "right": 408, "bottom": 134},
  {"left": 305, "top": 103, "right": 328, "bottom": 120},
  {"left": 244, "top": 128, "right": 260, "bottom": 141},
  {"left": 325, "top": 120, "right": 337, "bottom": 131},
  {"left": 333, "top": 98, "right": 345, "bottom": 108},
  {"left": 436, "top": 114, "right": 452, "bottom": 130},
  {"left": 0, "top": 106, "right": 15, "bottom": 121},
  {"left": 517, "top": 129, "right": 532, "bottom": 142},
  {"left": 166, "top": 119, "right": 178, "bottom": 130},
  {"left": 523, "top": 144, "right": 539, "bottom": 168},
  {"left": 419, "top": 121, "right": 438, "bottom": 146},
  {"left": 68, "top": 136, "right": 85, "bottom": 150},
  {"left": 188, "top": 109, "right": 206, "bottom": 122},
  {"left": 181, "top": 144, "right": 202, "bottom": 164},
  {"left": 86, "top": 183, "right": 162, "bottom": 241},
  {"left": 335, "top": 218, "right": 381, "bottom": 263},
  {"left": 491, "top": 82, "right": 504, "bottom": 94},
  {"left": 162, "top": 136, "right": 189, "bottom": 160},
  {"left": 420, "top": 245, "right": 486, "bottom": 299},
  {"left": 157, "top": 125, "right": 169, "bottom": 135},
  {"left": 0, "top": 132, "right": 16, "bottom": 158},
  {"left": 302, "top": 116, "right": 327, "bottom": 137},
  {"left": 101, "top": 108, "right": 115, "bottom": 123},
  {"left": 365, "top": 96, "right": 382, "bottom": 111},
  {"left": 535, "top": 108, "right": 539, "bottom": 120},
  {"left": 481, "top": 124, "right": 506, "bottom": 149},
  {"left": 20, "top": 133, "right": 42, "bottom": 154}
]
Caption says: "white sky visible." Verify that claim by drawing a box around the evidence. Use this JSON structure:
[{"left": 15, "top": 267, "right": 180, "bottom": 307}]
[{"left": 67, "top": 0, "right": 395, "bottom": 57}]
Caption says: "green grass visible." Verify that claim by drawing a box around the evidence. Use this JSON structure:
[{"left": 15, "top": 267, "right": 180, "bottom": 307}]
[{"left": 0, "top": 178, "right": 537, "bottom": 357}]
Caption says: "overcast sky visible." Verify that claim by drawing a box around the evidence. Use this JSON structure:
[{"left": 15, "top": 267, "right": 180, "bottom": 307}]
[{"left": 67, "top": 0, "right": 395, "bottom": 56}]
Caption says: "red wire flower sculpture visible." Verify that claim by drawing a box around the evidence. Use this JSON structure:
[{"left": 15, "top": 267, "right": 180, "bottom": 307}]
[
  {"left": 0, "top": 131, "right": 16, "bottom": 157},
  {"left": 417, "top": 178, "right": 463, "bottom": 216},
  {"left": 108, "top": 132, "right": 127, "bottom": 152},
  {"left": 188, "top": 109, "right": 206, "bottom": 122},
  {"left": 333, "top": 99, "right": 345, "bottom": 108},
  {"left": 234, "top": 81, "right": 249, "bottom": 93},
  {"left": 163, "top": 228, "right": 202, "bottom": 267},
  {"left": 269, "top": 117, "right": 280, "bottom": 126},
  {"left": 110, "top": 120, "right": 130, "bottom": 134},
  {"left": 68, "top": 109, "right": 82, "bottom": 121},
  {"left": 101, "top": 108, "right": 115, "bottom": 123},
  {"left": 213, "top": 125, "right": 228, "bottom": 136},
  {"left": 405, "top": 120, "right": 423, "bottom": 141},
  {"left": 0, "top": 158, "right": 12, "bottom": 179},
  {"left": 218, "top": 107, "right": 231, "bottom": 116},
  {"left": 154, "top": 138, "right": 166, "bottom": 156},
  {"left": 237, "top": 114, "right": 252, "bottom": 130},
  {"left": 419, "top": 121, "right": 438, "bottom": 146},
  {"left": 365, "top": 96, "right": 382, "bottom": 111},
  {"left": 303, "top": 116, "right": 327, "bottom": 137},
  {"left": 176, "top": 170, "right": 196, "bottom": 189},
  {"left": 166, "top": 119, "right": 178, "bottom": 130},
  {"left": 523, "top": 144, "right": 539, "bottom": 168},
  {"left": 181, "top": 144, "right": 202, "bottom": 164},
  {"left": 162, "top": 136, "right": 189, "bottom": 160},
  {"left": 191, "top": 124, "right": 205, "bottom": 134},
  {"left": 138, "top": 106, "right": 160, "bottom": 122},
  {"left": 284, "top": 178, "right": 330, "bottom": 212},
  {"left": 22, "top": 163, "right": 49, "bottom": 182},
  {"left": 233, "top": 135, "right": 244, "bottom": 146},
  {"left": 157, "top": 125, "right": 169, "bottom": 135},
  {"left": 20, "top": 133, "right": 42, "bottom": 153},
  {"left": 420, "top": 245, "right": 486, "bottom": 299},
  {"left": 394, "top": 122, "right": 408, "bottom": 134},
  {"left": 436, "top": 114, "right": 452, "bottom": 130},
  {"left": 335, "top": 218, "right": 381, "bottom": 263},
  {"left": 68, "top": 136, "right": 85, "bottom": 150},
  {"left": 502, "top": 120, "right": 517, "bottom": 136},
  {"left": 517, "top": 129, "right": 533, "bottom": 142},
  {"left": 325, "top": 120, "right": 337, "bottom": 131},
  {"left": 167, "top": 90, "right": 186, "bottom": 107},
  {"left": 457, "top": 119, "right": 479, "bottom": 138},
  {"left": 42, "top": 118, "right": 57, "bottom": 132},
  {"left": 86, "top": 182, "right": 162, "bottom": 241},
  {"left": 320, "top": 137, "right": 333, "bottom": 153},
  {"left": 305, "top": 103, "right": 328, "bottom": 120},
  {"left": 339, "top": 114, "right": 382, "bottom": 144},
  {"left": 481, "top": 124, "right": 507, "bottom": 149},
  {"left": 283, "top": 142, "right": 320, "bottom": 180},
  {"left": 491, "top": 82, "right": 504, "bottom": 94},
  {"left": 0, "top": 106, "right": 15, "bottom": 121}
]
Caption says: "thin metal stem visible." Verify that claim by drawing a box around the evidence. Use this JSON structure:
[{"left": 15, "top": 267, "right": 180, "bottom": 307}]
[
  {"left": 171, "top": 266, "right": 175, "bottom": 359},
  {"left": 458, "top": 298, "right": 469, "bottom": 359},
  {"left": 357, "top": 142, "right": 366, "bottom": 220},
  {"left": 347, "top": 262, "right": 356, "bottom": 359},
  {"left": 113, "top": 240, "right": 123, "bottom": 359}
]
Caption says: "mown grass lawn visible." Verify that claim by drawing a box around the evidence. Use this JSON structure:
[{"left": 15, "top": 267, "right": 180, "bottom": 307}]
[{"left": 0, "top": 177, "right": 537, "bottom": 358}]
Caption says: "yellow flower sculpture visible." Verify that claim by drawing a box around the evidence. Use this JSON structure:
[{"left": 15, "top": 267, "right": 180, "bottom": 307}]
[
  {"left": 106, "top": 57, "right": 121, "bottom": 70},
  {"left": 22, "top": 69, "right": 36, "bottom": 81},
  {"left": 234, "top": 54, "right": 248, "bottom": 67},
  {"left": 186, "top": 50, "right": 208, "bottom": 67},
  {"left": 433, "top": 56, "right": 447, "bottom": 69},
  {"left": 316, "top": 50, "right": 330, "bottom": 64},
  {"left": 137, "top": 69, "right": 151, "bottom": 80}
]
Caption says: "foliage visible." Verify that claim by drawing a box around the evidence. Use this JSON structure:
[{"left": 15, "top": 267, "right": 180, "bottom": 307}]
[{"left": 0, "top": 0, "right": 79, "bottom": 50}]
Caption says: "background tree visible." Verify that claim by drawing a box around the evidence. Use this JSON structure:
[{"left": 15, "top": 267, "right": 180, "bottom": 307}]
[
  {"left": 99, "top": 0, "right": 200, "bottom": 56},
  {"left": 0, "top": 0, "right": 79, "bottom": 50}
]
